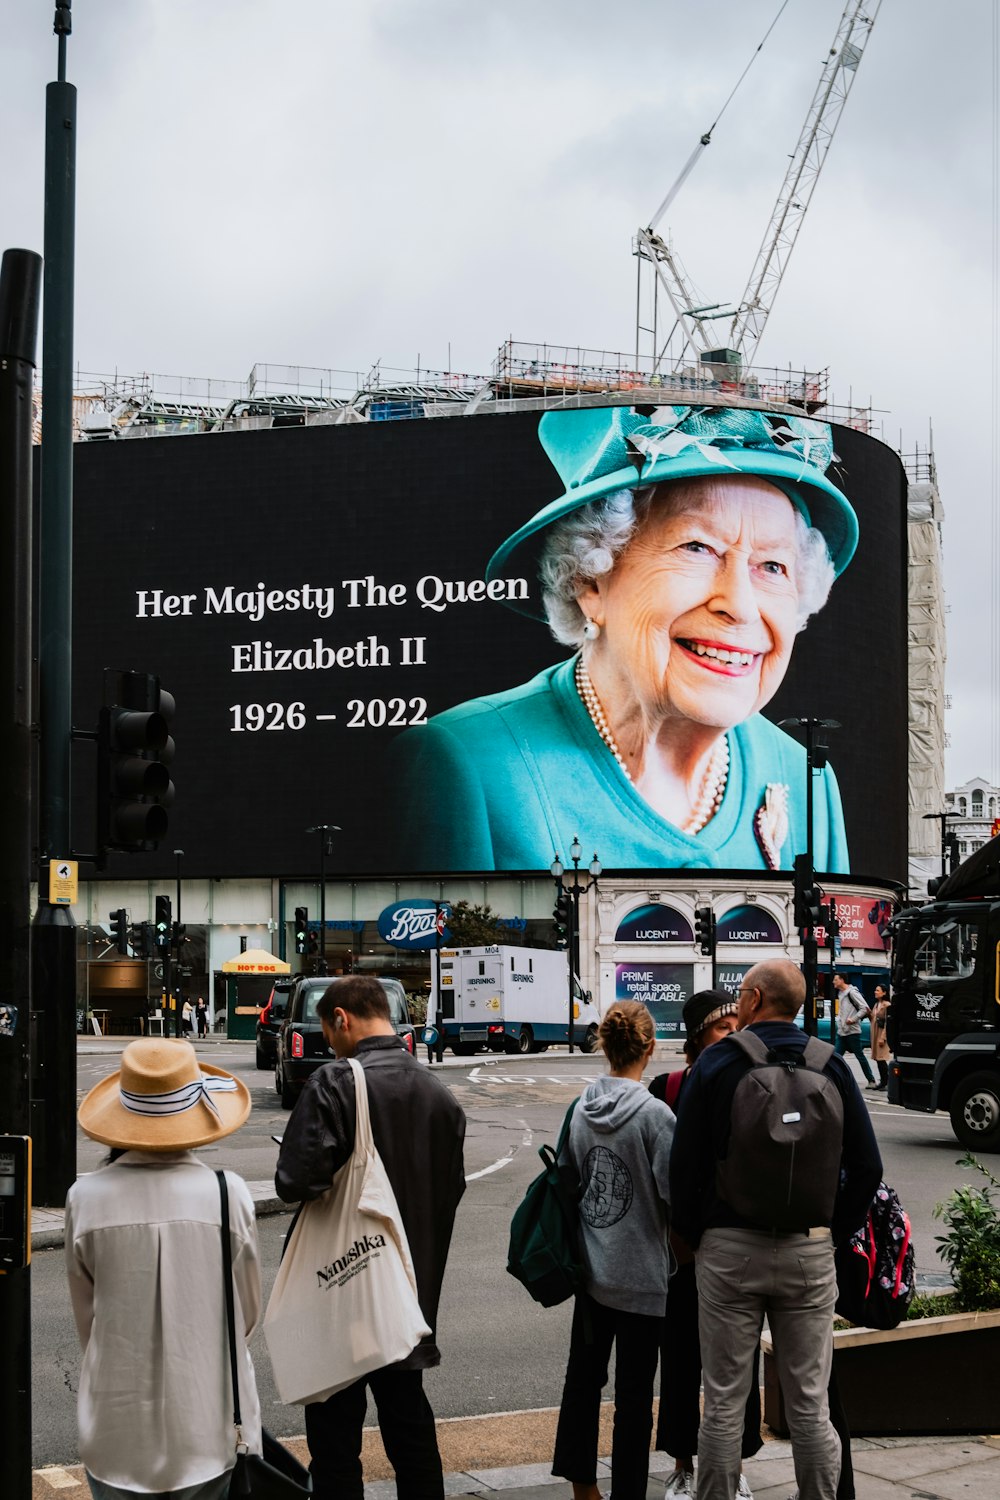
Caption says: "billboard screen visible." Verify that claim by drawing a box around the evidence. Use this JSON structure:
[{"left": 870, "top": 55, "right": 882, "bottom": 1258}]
[{"left": 69, "top": 403, "right": 908, "bottom": 880}]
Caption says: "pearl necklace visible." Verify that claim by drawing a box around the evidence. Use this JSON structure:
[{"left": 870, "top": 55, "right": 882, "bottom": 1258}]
[{"left": 575, "top": 656, "right": 730, "bottom": 835}]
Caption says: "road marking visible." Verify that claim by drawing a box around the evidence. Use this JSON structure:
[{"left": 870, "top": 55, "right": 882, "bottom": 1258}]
[
  {"left": 467, "top": 1125, "right": 533, "bottom": 1181},
  {"left": 466, "top": 1068, "right": 599, "bottom": 1087}
]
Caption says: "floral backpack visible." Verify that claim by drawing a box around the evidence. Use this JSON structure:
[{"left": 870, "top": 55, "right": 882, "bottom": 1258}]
[{"left": 835, "top": 1180, "right": 915, "bottom": 1330}]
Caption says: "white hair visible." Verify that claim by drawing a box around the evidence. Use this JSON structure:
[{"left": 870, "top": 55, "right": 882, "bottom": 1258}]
[{"left": 538, "top": 485, "right": 836, "bottom": 649}]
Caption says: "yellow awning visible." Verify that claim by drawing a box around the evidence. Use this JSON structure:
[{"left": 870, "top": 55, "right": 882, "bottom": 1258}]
[{"left": 220, "top": 948, "right": 291, "bottom": 975}]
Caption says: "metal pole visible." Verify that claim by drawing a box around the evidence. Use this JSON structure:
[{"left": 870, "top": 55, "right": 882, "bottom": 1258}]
[
  {"left": 33, "top": 2, "right": 77, "bottom": 1207},
  {"left": 318, "top": 832, "right": 327, "bottom": 977},
  {"left": 800, "top": 721, "right": 819, "bottom": 1038},
  {"left": 567, "top": 884, "right": 576, "bottom": 1056},
  {"left": 173, "top": 851, "right": 183, "bottom": 1037},
  {"left": 0, "top": 245, "right": 42, "bottom": 1500}
]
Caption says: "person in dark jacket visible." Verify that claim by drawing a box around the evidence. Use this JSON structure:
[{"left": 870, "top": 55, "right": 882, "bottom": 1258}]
[
  {"left": 670, "top": 959, "right": 882, "bottom": 1500},
  {"left": 649, "top": 989, "right": 760, "bottom": 1500},
  {"left": 275, "top": 975, "right": 466, "bottom": 1500}
]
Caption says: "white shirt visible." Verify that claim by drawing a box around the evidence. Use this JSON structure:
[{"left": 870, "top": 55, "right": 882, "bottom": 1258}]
[{"left": 64, "top": 1151, "right": 262, "bottom": 1493}]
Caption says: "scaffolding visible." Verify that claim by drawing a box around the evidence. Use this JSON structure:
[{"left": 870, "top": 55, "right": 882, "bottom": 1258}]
[{"left": 903, "top": 445, "right": 948, "bottom": 894}]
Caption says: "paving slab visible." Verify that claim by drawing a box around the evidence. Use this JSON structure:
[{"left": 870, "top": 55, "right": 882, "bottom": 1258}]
[
  {"left": 904, "top": 1453, "right": 1000, "bottom": 1500},
  {"left": 853, "top": 1438, "right": 1000, "bottom": 1481}
]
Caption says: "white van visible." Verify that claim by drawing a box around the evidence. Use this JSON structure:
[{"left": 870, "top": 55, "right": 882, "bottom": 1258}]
[{"left": 431, "top": 944, "right": 600, "bottom": 1055}]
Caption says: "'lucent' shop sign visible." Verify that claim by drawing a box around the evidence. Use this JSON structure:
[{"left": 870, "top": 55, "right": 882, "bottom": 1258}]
[{"left": 377, "top": 900, "right": 452, "bottom": 950}]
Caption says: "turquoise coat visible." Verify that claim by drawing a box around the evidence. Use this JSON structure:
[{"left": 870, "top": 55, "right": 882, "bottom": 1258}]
[{"left": 386, "top": 658, "right": 849, "bottom": 873}]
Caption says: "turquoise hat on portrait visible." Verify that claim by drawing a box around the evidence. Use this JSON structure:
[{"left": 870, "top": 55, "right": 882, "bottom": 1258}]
[{"left": 486, "top": 404, "right": 859, "bottom": 617}]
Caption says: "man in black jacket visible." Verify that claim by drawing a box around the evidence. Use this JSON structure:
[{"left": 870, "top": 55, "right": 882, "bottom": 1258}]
[
  {"left": 276, "top": 975, "right": 466, "bottom": 1500},
  {"left": 670, "top": 959, "right": 882, "bottom": 1500}
]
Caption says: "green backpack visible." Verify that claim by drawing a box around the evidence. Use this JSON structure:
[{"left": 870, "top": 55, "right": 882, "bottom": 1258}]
[{"left": 506, "top": 1098, "right": 582, "bottom": 1306}]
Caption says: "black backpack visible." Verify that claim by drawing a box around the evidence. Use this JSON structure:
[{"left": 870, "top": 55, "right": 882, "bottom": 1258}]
[
  {"left": 716, "top": 1029, "right": 845, "bottom": 1231},
  {"left": 836, "top": 1181, "right": 916, "bottom": 1329},
  {"left": 506, "top": 1099, "right": 582, "bottom": 1307}
]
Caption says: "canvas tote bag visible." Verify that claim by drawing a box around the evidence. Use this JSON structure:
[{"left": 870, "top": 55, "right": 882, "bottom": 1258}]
[{"left": 263, "top": 1057, "right": 430, "bottom": 1404}]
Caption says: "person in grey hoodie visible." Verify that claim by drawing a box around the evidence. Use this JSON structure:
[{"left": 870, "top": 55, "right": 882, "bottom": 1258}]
[{"left": 552, "top": 1000, "right": 674, "bottom": 1500}]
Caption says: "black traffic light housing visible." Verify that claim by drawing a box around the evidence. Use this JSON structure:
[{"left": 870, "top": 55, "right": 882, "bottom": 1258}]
[
  {"left": 97, "top": 670, "right": 175, "bottom": 857},
  {"left": 154, "top": 895, "right": 171, "bottom": 952},
  {"left": 109, "top": 908, "right": 128, "bottom": 956},
  {"left": 553, "top": 888, "right": 572, "bottom": 949},
  {"left": 294, "top": 907, "right": 309, "bottom": 955},
  {"left": 133, "top": 921, "right": 154, "bottom": 959},
  {"left": 694, "top": 904, "right": 716, "bottom": 957},
  {"left": 793, "top": 852, "right": 823, "bottom": 930}
]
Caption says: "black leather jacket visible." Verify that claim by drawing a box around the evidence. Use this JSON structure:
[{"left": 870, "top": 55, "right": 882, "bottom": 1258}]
[{"left": 275, "top": 1034, "right": 466, "bottom": 1368}]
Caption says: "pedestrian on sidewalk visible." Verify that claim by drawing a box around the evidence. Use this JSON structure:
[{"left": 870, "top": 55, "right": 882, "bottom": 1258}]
[
  {"left": 275, "top": 974, "right": 466, "bottom": 1500},
  {"left": 551, "top": 1000, "right": 673, "bottom": 1500},
  {"left": 869, "top": 983, "right": 891, "bottom": 1089},
  {"left": 195, "top": 995, "right": 209, "bottom": 1038},
  {"left": 65, "top": 1038, "right": 261, "bottom": 1500},
  {"left": 670, "top": 959, "right": 882, "bottom": 1500},
  {"left": 832, "top": 973, "right": 877, "bottom": 1087},
  {"left": 648, "top": 989, "right": 760, "bottom": 1500}
]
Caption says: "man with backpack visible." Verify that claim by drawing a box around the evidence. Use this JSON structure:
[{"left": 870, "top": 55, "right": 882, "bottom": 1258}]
[{"left": 670, "top": 959, "right": 881, "bottom": 1500}]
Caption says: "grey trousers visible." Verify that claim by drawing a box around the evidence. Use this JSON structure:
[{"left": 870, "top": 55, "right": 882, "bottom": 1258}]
[
  {"left": 86, "top": 1471, "right": 230, "bottom": 1500},
  {"left": 695, "top": 1227, "right": 841, "bottom": 1500}
]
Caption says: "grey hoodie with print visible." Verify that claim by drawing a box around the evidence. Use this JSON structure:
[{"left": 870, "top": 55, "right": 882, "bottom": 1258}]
[{"left": 565, "top": 1074, "right": 674, "bottom": 1316}]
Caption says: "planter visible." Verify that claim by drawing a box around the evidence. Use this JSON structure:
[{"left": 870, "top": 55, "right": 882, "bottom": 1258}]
[{"left": 762, "top": 1310, "right": 1000, "bottom": 1437}]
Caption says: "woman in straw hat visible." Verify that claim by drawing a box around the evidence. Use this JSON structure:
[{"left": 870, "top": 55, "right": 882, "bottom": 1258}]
[{"left": 65, "top": 1038, "right": 260, "bottom": 1499}]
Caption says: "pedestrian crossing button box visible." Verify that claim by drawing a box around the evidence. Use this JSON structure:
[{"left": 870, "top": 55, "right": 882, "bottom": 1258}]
[{"left": 0, "top": 1136, "right": 31, "bottom": 1269}]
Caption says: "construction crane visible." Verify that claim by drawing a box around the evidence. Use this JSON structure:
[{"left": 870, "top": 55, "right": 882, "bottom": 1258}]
[{"left": 635, "top": 0, "right": 881, "bottom": 378}]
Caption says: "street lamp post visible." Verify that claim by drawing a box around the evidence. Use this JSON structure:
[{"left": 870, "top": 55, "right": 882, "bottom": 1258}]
[
  {"left": 550, "top": 838, "right": 602, "bottom": 1054},
  {"left": 778, "top": 717, "right": 840, "bottom": 1036},
  {"left": 306, "top": 825, "right": 340, "bottom": 976}
]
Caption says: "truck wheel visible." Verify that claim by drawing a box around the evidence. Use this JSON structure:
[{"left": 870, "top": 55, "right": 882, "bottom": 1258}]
[
  {"left": 518, "top": 1026, "right": 533, "bottom": 1054},
  {"left": 950, "top": 1071, "right": 1000, "bottom": 1152},
  {"left": 580, "top": 1025, "right": 600, "bottom": 1054}
]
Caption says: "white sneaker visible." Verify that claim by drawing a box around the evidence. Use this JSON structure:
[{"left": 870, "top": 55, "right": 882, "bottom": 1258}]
[
  {"left": 735, "top": 1477, "right": 754, "bottom": 1500},
  {"left": 664, "top": 1471, "right": 696, "bottom": 1499}
]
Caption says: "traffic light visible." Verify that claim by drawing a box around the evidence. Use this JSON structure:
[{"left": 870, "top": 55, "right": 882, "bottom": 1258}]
[
  {"left": 694, "top": 905, "right": 716, "bottom": 957},
  {"left": 109, "top": 908, "right": 128, "bottom": 956},
  {"left": 793, "top": 852, "right": 823, "bottom": 930},
  {"left": 154, "top": 895, "right": 171, "bottom": 952},
  {"left": 172, "top": 920, "right": 186, "bottom": 946},
  {"left": 133, "top": 921, "right": 154, "bottom": 959},
  {"left": 825, "top": 898, "right": 841, "bottom": 940},
  {"left": 294, "top": 907, "right": 309, "bottom": 955},
  {"left": 553, "top": 888, "right": 572, "bottom": 949},
  {"left": 97, "top": 671, "right": 175, "bottom": 855}
]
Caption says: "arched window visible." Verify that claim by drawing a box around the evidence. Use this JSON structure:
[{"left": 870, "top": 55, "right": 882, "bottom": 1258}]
[{"left": 972, "top": 793, "right": 984, "bottom": 818}]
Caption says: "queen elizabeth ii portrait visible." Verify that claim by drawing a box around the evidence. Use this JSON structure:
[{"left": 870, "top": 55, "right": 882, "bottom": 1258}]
[{"left": 387, "top": 403, "right": 858, "bottom": 873}]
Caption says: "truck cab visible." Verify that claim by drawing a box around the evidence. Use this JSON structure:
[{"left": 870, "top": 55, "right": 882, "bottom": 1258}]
[{"left": 890, "top": 898, "right": 1000, "bottom": 1149}]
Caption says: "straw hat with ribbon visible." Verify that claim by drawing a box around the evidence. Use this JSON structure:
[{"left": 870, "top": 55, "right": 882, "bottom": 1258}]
[{"left": 78, "top": 1038, "right": 251, "bottom": 1151}]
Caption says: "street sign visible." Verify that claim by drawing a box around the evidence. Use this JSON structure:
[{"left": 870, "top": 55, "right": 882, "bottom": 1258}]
[{"left": 48, "top": 859, "right": 78, "bottom": 906}]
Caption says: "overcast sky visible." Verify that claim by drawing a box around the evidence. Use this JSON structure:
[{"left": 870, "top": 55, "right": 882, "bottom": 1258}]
[{"left": 3, "top": 0, "right": 995, "bottom": 790}]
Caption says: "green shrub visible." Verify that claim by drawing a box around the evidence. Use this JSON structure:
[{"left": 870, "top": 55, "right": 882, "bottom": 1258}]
[
  {"left": 933, "top": 1154, "right": 1000, "bottom": 1312},
  {"left": 905, "top": 1291, "right": 959, "bottom": 1320}
]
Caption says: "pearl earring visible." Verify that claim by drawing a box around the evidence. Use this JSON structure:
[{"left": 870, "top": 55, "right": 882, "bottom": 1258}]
[{"left": 582, "top": 619, "right": 601, "bottom": 641}]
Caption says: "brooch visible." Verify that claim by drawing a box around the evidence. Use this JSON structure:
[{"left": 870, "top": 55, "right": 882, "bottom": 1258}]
[{"left": 754, "top": 783, "right": 790, "bottom": 870}]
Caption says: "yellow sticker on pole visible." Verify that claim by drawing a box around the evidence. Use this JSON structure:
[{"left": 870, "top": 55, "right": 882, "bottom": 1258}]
[{"left": 48, "top": 859, "right": 78, "bottom": 906}]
